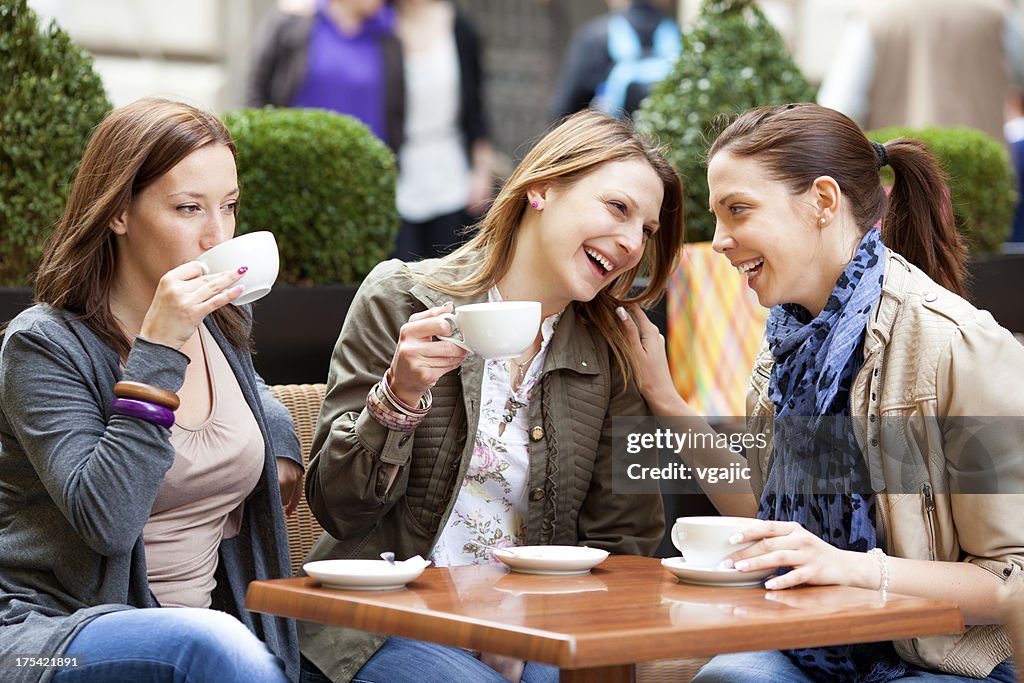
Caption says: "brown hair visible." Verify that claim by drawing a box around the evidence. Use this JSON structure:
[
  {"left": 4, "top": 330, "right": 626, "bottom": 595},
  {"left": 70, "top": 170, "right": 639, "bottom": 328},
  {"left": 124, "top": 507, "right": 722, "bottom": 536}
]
[
  {"left": 708, "top": 103, "right": 967, "bottom": 296},
  {"left": 426, "top": 109, "right": 685, "bottom": 383},
  {"left": 33, "top": 97, "right": 251, "bottom": 358}
]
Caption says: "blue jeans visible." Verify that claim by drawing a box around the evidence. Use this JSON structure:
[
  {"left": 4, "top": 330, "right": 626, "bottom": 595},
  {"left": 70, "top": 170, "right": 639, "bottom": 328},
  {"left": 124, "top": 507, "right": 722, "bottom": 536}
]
[
  {"left": 52, "top": 608, "right": 288, "bottom": 683},
  {"left": 300, "top": 636, "right": 558, "bottom": 683},
  {"left": 692, "top": 650, "right": 1017, "bottom": 683}
]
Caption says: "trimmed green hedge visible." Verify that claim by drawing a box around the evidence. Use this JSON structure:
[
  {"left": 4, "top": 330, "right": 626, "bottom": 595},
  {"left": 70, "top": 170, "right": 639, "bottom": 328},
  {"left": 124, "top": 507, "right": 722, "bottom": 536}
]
[
  {"left": 223, "top": 108, "right": 399, "bottom": 284},
  {"left": 636, "top": 0, "right": 815, "bottom": 243},
  {"left": 868, "top": 127, "right": 1014, "bottom": 254},
  {"left": 0, "top": 0, "right": 111, "bottom": 286}
]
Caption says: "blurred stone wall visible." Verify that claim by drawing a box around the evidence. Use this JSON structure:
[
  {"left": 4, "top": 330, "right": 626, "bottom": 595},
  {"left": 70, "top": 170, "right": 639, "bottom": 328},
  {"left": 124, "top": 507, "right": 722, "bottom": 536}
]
[{"left": 457, "top": 0, "right": 608, "bottom": 165}]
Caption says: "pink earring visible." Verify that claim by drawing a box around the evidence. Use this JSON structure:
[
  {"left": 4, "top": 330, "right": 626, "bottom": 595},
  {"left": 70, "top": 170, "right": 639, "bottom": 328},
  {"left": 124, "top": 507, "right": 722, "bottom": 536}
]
[{"left": 531, "top": 201, "right": 539, "bottom": 209}]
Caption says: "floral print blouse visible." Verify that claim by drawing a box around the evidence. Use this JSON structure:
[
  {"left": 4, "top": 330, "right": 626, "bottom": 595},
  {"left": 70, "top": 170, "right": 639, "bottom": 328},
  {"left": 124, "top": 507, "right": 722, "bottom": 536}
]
[{"left": 431, "top": 293, "right": 562, "bottom": 567}]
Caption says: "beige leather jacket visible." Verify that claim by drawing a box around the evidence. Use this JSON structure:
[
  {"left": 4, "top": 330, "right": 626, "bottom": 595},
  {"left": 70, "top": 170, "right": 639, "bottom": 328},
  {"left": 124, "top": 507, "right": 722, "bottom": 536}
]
[{"left": 746, "top": 251, "right": 1024, "bottom": 677}]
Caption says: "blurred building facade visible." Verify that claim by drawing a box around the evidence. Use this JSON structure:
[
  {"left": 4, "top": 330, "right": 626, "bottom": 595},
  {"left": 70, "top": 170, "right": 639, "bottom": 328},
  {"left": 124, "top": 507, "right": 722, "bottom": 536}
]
[{"left": 29, "top": 0, "right": 1024, "bottom": 161}]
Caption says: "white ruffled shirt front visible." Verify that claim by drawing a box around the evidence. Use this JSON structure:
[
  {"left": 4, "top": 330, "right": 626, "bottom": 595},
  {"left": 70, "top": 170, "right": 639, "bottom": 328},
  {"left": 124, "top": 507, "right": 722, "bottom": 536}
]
[{"left": 431, "top": 291, "right": 562, "bottom": 566}]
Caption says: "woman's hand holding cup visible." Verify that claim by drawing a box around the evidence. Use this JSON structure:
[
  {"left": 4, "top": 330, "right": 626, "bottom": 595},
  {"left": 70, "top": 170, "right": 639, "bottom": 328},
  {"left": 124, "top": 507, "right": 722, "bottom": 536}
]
[
  {"left": 139, "top": 261, "right": 246, "bottom": 350},
  {"left": 388, "top": 302, "right": 469, "bottom": 407}
]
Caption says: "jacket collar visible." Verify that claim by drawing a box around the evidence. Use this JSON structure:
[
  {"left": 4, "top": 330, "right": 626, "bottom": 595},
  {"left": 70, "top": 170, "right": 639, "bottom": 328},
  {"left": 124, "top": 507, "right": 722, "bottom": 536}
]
[{"left": 863, "top": 250, "right": 910, "bottom": 360}]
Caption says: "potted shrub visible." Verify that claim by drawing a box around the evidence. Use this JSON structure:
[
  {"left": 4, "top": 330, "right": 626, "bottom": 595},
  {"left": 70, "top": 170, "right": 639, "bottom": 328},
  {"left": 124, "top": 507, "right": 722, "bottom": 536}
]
[
  {"left": 868, "top": 126, "right": 1023, "bottom": 333},
  {"left": 0, "top": 0, "right": 111, "bottom": 324},
  {"left": 222, "top": 107, "right": 400, "bottom": 383}
]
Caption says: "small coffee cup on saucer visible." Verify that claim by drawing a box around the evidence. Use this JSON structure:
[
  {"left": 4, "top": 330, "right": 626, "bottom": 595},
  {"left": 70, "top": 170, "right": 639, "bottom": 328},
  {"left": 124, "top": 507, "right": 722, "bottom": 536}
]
[
  {"left": 195, "top": 231, "right": 279, "bottom": 306},
  {"left": 671, "top": 516, "right": 757, "bottom": 568}
]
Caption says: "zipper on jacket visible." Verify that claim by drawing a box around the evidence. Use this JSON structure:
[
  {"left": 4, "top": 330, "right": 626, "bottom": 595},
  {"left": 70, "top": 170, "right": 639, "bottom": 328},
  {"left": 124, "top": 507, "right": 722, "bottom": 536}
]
[{"left": 922, "top": 483, "right": 937, "bottom": 561}]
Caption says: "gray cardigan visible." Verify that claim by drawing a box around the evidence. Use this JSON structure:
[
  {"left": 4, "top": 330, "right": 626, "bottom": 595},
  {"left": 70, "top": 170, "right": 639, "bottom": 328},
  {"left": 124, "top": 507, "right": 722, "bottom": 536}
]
[{"left": 0, "top": 305, "right": 301, "bottom": 683}]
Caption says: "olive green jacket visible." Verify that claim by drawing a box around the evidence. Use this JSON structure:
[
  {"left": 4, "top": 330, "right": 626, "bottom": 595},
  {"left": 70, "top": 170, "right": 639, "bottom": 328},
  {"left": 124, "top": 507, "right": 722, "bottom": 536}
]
[{"left": 300, "top": 256, "right": 664, "bottom": 681}]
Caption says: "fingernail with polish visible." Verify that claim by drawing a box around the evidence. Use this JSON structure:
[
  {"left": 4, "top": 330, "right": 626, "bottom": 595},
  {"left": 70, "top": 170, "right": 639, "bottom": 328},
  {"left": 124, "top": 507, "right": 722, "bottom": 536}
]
[
  {"left": 764, "top": 579, "right": 779, "bottom": 590},
  {"left": 717, "top": 559, "right": 735, "bottom": 570},
  {"left": 734, "top": 560, "right": 749, "bottom": 570},
  {"left": 615, "top": 306, "right": 629, "bottom": 321},
  {"left": 728, "top": 533, "right": 745, "bottom": 545},
  {"left": 237, "top": 266, "right": 248, "bottom": 275}
]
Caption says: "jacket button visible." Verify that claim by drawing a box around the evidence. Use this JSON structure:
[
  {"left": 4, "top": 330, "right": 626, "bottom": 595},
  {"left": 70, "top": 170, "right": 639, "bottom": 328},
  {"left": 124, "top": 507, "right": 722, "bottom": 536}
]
[
  {"left": 869, "top": 415, "right": 877, "bottom": 423},
  {"left": 870, "top": 438, "right": 878, "bottom": 447},
  {"left": 924, "top": 292, "right": 938, "bottom": 302},
  {"left": 529, "top": 488, "right": 545, "bottom": 501},
  {"left": 530, "top": 426, "right": 545, "bottom": 441}
]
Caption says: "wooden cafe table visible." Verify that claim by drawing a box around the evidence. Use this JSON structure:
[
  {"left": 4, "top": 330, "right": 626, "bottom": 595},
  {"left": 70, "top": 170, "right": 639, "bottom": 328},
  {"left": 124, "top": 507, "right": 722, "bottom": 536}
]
[{"left": 245, "top": 555, "right": 963, "bottom": 683}]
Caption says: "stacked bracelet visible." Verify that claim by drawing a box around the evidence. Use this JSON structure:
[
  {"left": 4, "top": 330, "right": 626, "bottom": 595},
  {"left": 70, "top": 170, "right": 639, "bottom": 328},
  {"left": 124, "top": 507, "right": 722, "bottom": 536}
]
[
  {"left": 365, "top": 372, "right": 433, "bottom": 432},
  {"left": 114, "top": 381, "right": 180, "bottom": 411},
  {"left": 111, "top": 397, "right": 175, "bottom": 428},
  {"left": 868, "top": 547, "right": 889, "bottom": 599},
  {"left": 111, "top": 381, "right": 179, "bottom": 429},
  {"left": 380, "top": 370, "right": 432, "bottom": 416}
]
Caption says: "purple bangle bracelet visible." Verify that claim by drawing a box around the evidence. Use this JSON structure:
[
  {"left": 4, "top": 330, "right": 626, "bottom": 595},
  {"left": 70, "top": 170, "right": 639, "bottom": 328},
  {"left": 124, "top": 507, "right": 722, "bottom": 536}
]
[{"left": 111, "top": 397, "right": 176, "bottom": 429}]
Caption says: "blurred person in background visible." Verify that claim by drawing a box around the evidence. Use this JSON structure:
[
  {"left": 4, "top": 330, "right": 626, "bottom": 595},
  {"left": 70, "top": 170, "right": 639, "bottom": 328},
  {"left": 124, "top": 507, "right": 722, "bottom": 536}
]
[
  {"left": 549, "top": 0, "right": 680, "bottom": 121},
  {"left": 818, "top": 0, "right": 1024, "bottom": 144},
  {"left": 247, "top": 0, "right": 405, "bottom": 152},
  {"left": 390, "top": 0, "right": 494, "bottom": 261}
]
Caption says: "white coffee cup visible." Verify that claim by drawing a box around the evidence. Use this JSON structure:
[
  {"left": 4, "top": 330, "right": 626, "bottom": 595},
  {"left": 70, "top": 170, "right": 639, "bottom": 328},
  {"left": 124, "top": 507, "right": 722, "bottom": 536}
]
[
  {"left": 437, "top": 301, "right": 542, "bottom": 359},
  {"left": 671, "top": 516, "right": 757, "bottom": 568},
  {"left": 195, "top": 231, "right": 279, "bottom": 306}
]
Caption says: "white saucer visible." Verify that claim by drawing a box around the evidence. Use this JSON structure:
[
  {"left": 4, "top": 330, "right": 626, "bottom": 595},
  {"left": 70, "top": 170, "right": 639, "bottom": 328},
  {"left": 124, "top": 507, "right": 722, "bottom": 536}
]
[
  {"left": 494, "top": 546, "right": 609, "bottom": 575},
  {"left": 303, "top": 556, "right": 430, "bottom": 591},
  {"left": 661, "top": 557, "right": 773, "bottom": 587}
]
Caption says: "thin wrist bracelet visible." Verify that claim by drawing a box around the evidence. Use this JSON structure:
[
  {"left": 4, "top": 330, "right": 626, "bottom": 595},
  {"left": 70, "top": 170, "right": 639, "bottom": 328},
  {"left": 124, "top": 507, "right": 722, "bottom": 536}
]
[
  {"left": 380, "top": 370, "right": 432, "bottom": 416},
  {"left": 114, "top": 381, "right": 180, "bottom": 411},
  {"left": 868, "top": 547, "right": 889, "bottom": 598},
  {"left": 111, "top": 397, "right": 176, "bottom": 429}
]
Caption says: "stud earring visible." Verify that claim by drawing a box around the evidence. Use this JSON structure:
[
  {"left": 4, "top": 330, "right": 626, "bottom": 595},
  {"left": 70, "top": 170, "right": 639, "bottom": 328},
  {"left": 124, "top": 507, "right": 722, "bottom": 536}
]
[
  {"left": 818, "top": 216, "right": 827, "bottom": 225},
  {"left": 531, "top": 201, "right": 539, "bottom": 209}
]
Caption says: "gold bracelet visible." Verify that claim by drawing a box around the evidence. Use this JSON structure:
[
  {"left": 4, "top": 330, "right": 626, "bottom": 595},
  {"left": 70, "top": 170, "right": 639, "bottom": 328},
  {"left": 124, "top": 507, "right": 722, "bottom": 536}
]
[{"left": 113, "top": 381, "right": 181, "bottom": 411}]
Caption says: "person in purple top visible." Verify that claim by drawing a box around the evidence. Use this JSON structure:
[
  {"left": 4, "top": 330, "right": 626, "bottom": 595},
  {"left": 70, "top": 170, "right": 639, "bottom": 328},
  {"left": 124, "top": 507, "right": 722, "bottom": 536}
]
[{"left": 247, "top": 0, "right": 405, "bottom": 152}]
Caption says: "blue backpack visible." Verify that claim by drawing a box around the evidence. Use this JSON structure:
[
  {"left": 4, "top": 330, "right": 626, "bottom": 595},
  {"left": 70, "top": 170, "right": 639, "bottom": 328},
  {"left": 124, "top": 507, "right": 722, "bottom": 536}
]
[{"left": 592, "top": 14, "right": 682, "bottom": 117}]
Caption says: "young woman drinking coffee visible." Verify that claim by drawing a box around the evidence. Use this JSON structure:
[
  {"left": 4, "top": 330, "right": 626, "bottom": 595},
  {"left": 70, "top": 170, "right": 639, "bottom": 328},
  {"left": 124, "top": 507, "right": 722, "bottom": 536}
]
[
  {"left": 0, "top": 98, "right": 303, "bottom": 683},
  {"left": 300, "top": 109, "right": 685, "bottom": 683}
]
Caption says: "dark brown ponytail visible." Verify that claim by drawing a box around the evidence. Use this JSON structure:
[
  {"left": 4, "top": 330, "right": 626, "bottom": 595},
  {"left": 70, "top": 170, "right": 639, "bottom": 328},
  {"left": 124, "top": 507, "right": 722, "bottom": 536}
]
[{"left": 881, "top": 139, "right": 967, "bottom": 296}]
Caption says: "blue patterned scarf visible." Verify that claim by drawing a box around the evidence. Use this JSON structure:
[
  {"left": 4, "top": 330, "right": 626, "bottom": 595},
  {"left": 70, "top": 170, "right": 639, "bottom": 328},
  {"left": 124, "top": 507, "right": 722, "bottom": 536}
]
[{"left": 760, "top": 229, "right": 906, "bottom": 682}]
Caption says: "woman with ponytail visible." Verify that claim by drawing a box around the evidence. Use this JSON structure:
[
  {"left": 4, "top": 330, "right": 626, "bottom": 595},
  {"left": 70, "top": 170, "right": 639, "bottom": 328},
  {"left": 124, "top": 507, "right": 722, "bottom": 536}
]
[{"left": 622, "top": 103, "right": 1023, "bottom": 682}]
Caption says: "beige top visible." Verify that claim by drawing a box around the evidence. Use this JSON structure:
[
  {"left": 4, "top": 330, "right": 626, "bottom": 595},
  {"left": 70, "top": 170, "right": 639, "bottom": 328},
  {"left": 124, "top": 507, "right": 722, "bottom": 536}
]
[
  {"left": 143, "top": 325, "right": 265, "bottom": 608},
  {"left": 866, "top": 0, "right": 1010, "bottom": 141}
]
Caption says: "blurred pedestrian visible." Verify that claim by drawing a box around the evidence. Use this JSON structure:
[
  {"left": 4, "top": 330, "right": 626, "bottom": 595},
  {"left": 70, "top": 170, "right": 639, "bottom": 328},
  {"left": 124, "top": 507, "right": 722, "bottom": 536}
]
[
  {"left": 390, "top": 0, "right": 494, "bottom": 260},
  {"left": 818, "top": 0, "right": 1024, "bottom": 143},
  {"left": 247, "top": 0, "right": 405, "bottom": 152},
  {"left": 549, "top": 0, "right": 680, "bottom": 121}
]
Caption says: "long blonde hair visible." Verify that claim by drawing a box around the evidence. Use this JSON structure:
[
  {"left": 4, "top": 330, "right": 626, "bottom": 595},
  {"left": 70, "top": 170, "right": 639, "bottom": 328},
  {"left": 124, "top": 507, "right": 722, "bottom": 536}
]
[
  {"left": 426, "top": 109, "right": 685, "bottom": 383},
  {"left": 33, "top": 98, "right": 250, "bottom": 357}
]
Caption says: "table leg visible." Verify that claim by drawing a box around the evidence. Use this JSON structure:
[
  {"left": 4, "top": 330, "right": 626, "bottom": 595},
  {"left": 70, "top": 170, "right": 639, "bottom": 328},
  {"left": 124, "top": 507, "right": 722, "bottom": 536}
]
[{"left": 559, "top": 663, "right": 633, "bottom": 683}]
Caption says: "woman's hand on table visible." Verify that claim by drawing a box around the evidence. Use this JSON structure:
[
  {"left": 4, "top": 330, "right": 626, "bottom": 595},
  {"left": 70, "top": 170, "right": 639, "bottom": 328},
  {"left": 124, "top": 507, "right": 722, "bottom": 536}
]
[
  {"left": 388, "top": 302, "right": 469, "bottom": 407},
  {"left": 725, "top": 520, "right": 878, "bottom": 591}
]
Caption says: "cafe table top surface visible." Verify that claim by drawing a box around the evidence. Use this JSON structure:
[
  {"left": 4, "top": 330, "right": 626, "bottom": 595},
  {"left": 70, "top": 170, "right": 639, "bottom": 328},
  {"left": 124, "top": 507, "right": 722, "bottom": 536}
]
[{"left": 246, "top": 554, "right": 963, "bottom": 670}]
